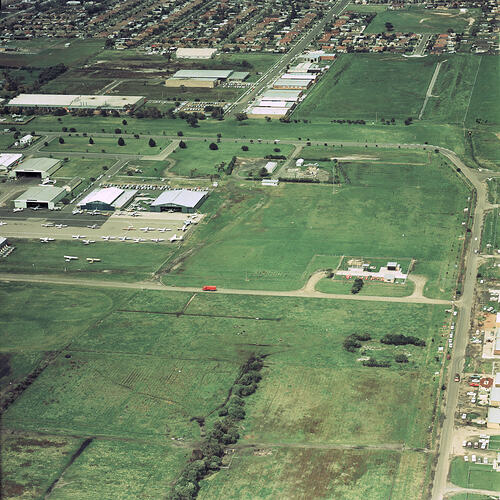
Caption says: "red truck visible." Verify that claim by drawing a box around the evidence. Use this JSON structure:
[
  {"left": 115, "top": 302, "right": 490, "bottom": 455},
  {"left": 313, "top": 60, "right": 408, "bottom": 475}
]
[{"left": 202, "top": 286, "right": 217, "bottom": 291}]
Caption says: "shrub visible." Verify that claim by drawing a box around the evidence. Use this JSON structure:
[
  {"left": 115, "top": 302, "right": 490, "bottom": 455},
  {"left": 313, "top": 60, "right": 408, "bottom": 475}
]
[
  {"left": 179, "top": 140, "right": 187, "bottom": 149},
  {"left": 118, "top": 137, "right": 125, "bottom": 146},
  {"left": 241, "top": 145, "right": 249, "bottom": 151},
  {"left": 395, "top": 354, "right": 409, "bottom": 363},
  {"left": 362, "top": 357, "right": 390, "bottom": 367},
  {"left": 148, "top": 138, "right": 156, "bottom": 147},
  {"left": 58, "top": 137, "right": 64, "bottom": 144},
  {"left": 209, "top": 142, "right": 218, "bottom": 150},
  {"left": 381, "top": 334, "right": 425, "bottom": 347},
  {"left": 351, "top": 278, "right": 364, "bottom": 294},
  {"left": 88, "top": 137, "right": 94, "bottom": 144}
]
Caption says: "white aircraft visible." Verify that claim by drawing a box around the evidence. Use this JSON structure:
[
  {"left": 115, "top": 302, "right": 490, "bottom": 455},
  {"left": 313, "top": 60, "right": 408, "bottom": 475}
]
[
  {"left": 40, "top": 237, "right": 55, "bottom": 243},
  {"left": 122, "top": 226, "right": 135, "bottom": 231},
  {"left": 55, "top": 224, "right": 67, "bottom": 229},
  {"left": 169, "top": 234, "right": 184, "bottom": 242},
  {"left": 72, "top": 234, "right": 86, "bottom": 239},
  {"left": 101, "top": 235, "right": 114, "bottom": 241},
  {"left": 87, "top": 224, "right": 97, "bottom": 229},
  {"left": 82, "top": 240, "right": 96, "bottom": 245},
  {"left": 86, "top": 258, "right": 101, "bottom": 263},
  {"left": 178, "top": 225, "right": 188, "bottom": 232},
  {"left": 89, "top": 210, "right": 101, "bottom": 216},
  {"left": 150, "top": 238, "right": 164, "bottom": 243},
  {"left": 183, "top": 220, "right": 192, "bottom": 226},
  {"left": 72, "top": 209, "right": 83, "bottom": 215},
  {"left": 13, "top": 207, "right": 23, "bottom": 213},
  {"left": 31, "top": 206, "right": 41, "bottom": 211},
  {"left": 157, "top": 227, "right": 171, "bottom": 232},
  {"left": 0, "top": 221, "right": 7, "bottom": 226},
  {"left": 64, "top": 255, "right": 78, "bottom": 260},
  {"left": 130, "top": 212, "right": 140, "bottom": 217},
  {"left": 133, "top": 237, "right": 146, "bottom": 242},
  {"left": 140, "top": 227, "right": 155, "bottom": 232},
  {"left": 118, "top": 236, "right": 130, "bottom": 241},
  {"left": 41, "top": 222, "right": 54, "bottom": 227}
]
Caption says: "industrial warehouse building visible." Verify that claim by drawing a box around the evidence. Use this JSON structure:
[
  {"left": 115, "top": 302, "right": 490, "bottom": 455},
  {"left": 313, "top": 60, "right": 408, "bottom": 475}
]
[
  {"left": 150, "top": 189, "right": 208, "bottom": 213},
  {"left": 0, "top": 237, "right": 8, "bottom": 250},
  {"left": 165, "top": 69, "right": 248, "bottom": 88},
  {"left": 77, "top": 187, "right": 137, "bottom": 211},
  {"left": 273, "top": 78, "right": 312, "bottom": 90},
  {"left": 0, "top": 153, "right": 22, "bottom": 172},
  {"left": 487, "top": 407, "right": 500, "bottom": 429},
  {"left": 176, "top": 48, "right": 217, "bottom": 59},
  {"left": 14, "top": 186, "right": 66, "bottom": 209},
  {"left": 9, "top": 157, "right": 61, "bottom": 179},
  {"left": 8, "top": 94, "right": 146, "bottom": 111}
]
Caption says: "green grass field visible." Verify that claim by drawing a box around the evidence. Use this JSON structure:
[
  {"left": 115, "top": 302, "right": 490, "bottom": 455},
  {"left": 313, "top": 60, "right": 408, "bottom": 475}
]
[
  {"left": 42, "top": 135, "right": 170, "bottom": 155},
  {"left": 293, "top": 54, "right": 438, "bottom": 122},
  {"left": 315, "top": 277, "right": 414, "bottom": 297},
  {"left": 488, "top": 435, "right": 500, "bottom": 450},
  {"left": 168, "top": 141, "right": 292, "bottom": 177},
  {"left": 52, "top": 157, "right": 113, "bottom": 179},
  {"left": 449, "top": 457, "right": 500, "bottom": 491},
  {"left": 363, "top": 7, "right": 477, "bottom": 34},
  {"left": 480, "top": 208, "right": 500, "bottom": 254},
  {"left": 163, "top": 154, "right": 469, "bottom": 298},
  {"left": 0, "top": 239, "right": 175, "bottom": 281},
  {"left": 2, "top": 281, "right": 446, "bottom": 498}
]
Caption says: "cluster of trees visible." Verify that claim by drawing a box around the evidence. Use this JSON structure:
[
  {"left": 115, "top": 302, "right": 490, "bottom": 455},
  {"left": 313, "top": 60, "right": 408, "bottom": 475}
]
[
  {"left": 277, "top": 177, "right": 322, "bottom": 184},
  {"left": 404, "top": 117, "right": 413, "bottom": 126},
  {"left": 330, "top": 119, "right": 366, "bottom": 125},
  {"left": 351, "top": 278, "right": 364, "bottom": 294},
  {"left": 381, "top": 334, "right": 425, "bottom": 347},
  {"left": 171, "top": 355, "right": 265, "bottom": 500},
  {"left": 362, "top": 357, "right": 390, "bottom": 368},
  {"left": 343, "top": 333, "right": 371, "bottom": 353},
  {"left": 225, "top": 156, "right": 237, "bottom": 175}
]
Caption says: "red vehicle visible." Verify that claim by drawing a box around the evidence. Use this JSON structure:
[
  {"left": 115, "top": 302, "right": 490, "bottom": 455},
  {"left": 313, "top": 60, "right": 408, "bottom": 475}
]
[
  {"left": 202, "top": 286, "right": 217, "bottom": 291},
  {"left": 454, "top": 373, "right": 461, "bottom": 382}
]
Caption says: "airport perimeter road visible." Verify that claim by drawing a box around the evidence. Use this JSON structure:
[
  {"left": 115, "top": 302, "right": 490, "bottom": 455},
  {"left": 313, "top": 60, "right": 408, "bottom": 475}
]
[
  {"left": 0, "top": 272, "right": 451, "bottom": 305},
  {"left": 430, "top": 150, "right": 488, "bottom": 500},
  {"left": 226, "top": 0, "right": 351, "bottom": 117}
]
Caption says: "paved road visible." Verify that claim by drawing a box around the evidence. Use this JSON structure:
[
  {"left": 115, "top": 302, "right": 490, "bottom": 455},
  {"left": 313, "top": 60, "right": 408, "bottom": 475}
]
[
  {"left": 0, "top": 272, "right": 452, "bottom": 304},
  {"left": 430, "top": 149, "right": 487, "bottom": 500},
  {"left": 226, "top": 0, "right": 350, "bottom": 117},
  {"left": 413, "top": 33, "right": 431, "bottom": 56},
  {"left": 419, "top": 59, "right": 446, "bottom": 120}
]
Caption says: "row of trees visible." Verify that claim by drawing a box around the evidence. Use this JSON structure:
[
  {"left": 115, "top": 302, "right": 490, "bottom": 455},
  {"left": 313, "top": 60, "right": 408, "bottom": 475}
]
[{"left": 171, "top": 355, "right": 265, "bottom": 500}]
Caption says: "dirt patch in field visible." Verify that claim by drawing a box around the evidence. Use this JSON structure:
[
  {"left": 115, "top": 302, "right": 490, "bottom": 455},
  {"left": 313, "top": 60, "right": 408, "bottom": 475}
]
[
  {"left": 0, "top": 353, "right": 12, "bottom": 379},
  {"left": 7, "top": 437, "right": 68, "bottom": 452},
  {"left": 2, "top": 480, "right": 26, "bottom": 497}
]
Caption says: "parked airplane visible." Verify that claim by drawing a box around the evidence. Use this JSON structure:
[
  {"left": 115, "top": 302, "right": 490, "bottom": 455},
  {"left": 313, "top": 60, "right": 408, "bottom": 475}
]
[
  {"left": 86, "top": 258, "right": 101, "bottom": 263},
  {"left": 87, "top": 224, "right": 97, "bottom": 229},
  {"left": 13, "top": 207, "right": 23, "bottom": 213},
  {"left": 133, "top": 238, "right": 146, "bottom": 242},
  {"left": 64, "top": 255, "right": 78, "bottom": 260},
  {"left": 140, "top": 227, "right": 155, "bottom": 232},
  {"left": 122, "top": 226, "right": 135, "bottom": 231},
  {"left": 0, "top": 221, "right": 7, "bottom": 226},
  {"left": 31, "top": 206, "right": 41, "bottom": 211},
  {"left": 101, "top": 235, "right": 114, "bottom": 240},
  {"left": 89, "top": 210, "right": 101, "bottom": 216},
  {"left": 82, "top": 240, "right": 95, "bottom": 245},
  {"left": 178, "top": 225, "right": 188, "bottom": 232},
  {"left": 55, "top": 224, "right": 67, "bottom": 229},
  {"left": 118, "top": 236, "right": 130, "bottom": 241},
  {"left": 130, "top": 212, "right": 140, "bottom": 217},
  {"left": 157, "top": 227, "right": 171, "bottom": 232},
  {"left": 150, "top": 238, "right": 164, "bottom": 243},
  {"left": 72, "top": 209, "right": 83, "bottom": 215},
  {"left": 40, "top": 237, "right": 55, "bottom": 243},
  {"left": 41, "top": 222, "right": 54, "bottom": 227},
  {"left": 72, "top": 234, "right": 86, "bottom": 239},
  {"left": 169, "top": 234, "right": 184, "bottom": 242}
]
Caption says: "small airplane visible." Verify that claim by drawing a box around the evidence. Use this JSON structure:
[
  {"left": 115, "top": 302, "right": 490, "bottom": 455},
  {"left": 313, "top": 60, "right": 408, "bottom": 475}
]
[
  {"left": 89, "top": 210, "right": 101, "bottom": 216},
  {"left": 178, "top": 225, "right": 188, "bottom": 232},
  {"left": 169, "top": 234, "right": 183, "bottom": 242},
  {"left": 13, "top": 207, "right": 23, "bottom": 213},
  {"left": 31, "top": 206, "right": 41, "bottom": 211},
  {"left": 86, "top": 258, "right": 101, "bottom": 263},
  {"left": 101, "top": 235, "right": 115, "bottom": 240},
  {"left": 130, "top": 212, "right": 140, "bottom": 217},
  {"left": 183, "top": 220, "right": 192, "bottom": 226},
  {"left": 41, "top": 222, "right": 54, "bottom": 227},
  {"left": 150, "top": 238, "right": 164, "bottom": 243},
  {"left": 72, "top": 234, "right": 86, "bottom": 239},
  {"left": 157, "top": 227, "right": 171, "bottom": 232},
  {"left": 122, "top": 226, "right": 135, "bottom": 231},
  {"left": 64, "top": 255, "right": 78, "bottom": 261},
  {"left": 0, "top": 221, "right": 7, "bottom": 226},
  {"left": 118, "top": 236, "right": 130, "bottom": 241},
  {"left": 140, "top": 227, "right": 155, "bottom": 232},
  {"left": 133, "top": 237, "right": 146, "bottom": 242},
  {"left": 72, "top": 209, "right": 83, "bottom": 215},
  {"left": 82, "top": 240, "right": 96, "bottom": 245},
  {"left": 87, "top": 224, "right": 97, "bottom": 229},
  {"left": 55, "top": 224, "right": 67, "bottom": 229},
  {"left": 40, "top": 237, "right": 55, "bottom": 243}
]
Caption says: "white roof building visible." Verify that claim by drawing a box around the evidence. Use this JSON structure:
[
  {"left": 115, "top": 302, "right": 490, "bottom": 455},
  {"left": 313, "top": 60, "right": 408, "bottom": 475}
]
[
  {"left": 264, "top": 161, "right": 277, "bottom": 174},
  {"left": 8, "top": 94, "right": 146, "bottom": 110},
  {"left": 150, "top": 189, "right": 208, "bottom": 213},
  {"left": 0, "top": 153, "right": 22, "bottom": 171},
  {"left": 176, "top": 48, "right": 217, "bottom": 59},
  {"left": 78, "top": 187, "right": 137, "bottom": 210}
]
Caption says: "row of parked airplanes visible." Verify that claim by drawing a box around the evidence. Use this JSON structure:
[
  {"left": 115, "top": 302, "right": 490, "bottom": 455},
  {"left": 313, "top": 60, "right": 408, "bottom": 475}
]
[
  {"left": 40, "top": 234, "right": 183, "bottom": 244},
  {"left": 63, "top": 256, "right": 101, "bottom": 263}
]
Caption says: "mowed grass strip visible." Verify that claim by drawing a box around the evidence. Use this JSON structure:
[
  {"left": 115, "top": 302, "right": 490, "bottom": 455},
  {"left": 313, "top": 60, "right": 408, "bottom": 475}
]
[
  {"left": 198, "top": 448, "right": 400, "bottom": 500},
  {"left": 42, "top": 135, "right": 170, "bottom": 155},
  {"left": 481, "top": 208, "right": 500, "bottom": 254},
  {"left": 293, "top": 54, "right": 437, "bottom": 121}
]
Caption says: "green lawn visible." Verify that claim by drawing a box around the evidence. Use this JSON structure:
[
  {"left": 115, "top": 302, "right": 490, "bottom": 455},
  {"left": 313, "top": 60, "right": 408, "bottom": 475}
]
[
  {"left": 42, "top": 135, "right": 170, "bottom": 155},
  {"left": 52, "top": 157, "right": 112, "bottom": 179},
  {"left": 488, "top": 435, "right": 500, "bottom": 450},
  {"left": 315, "top": 277, "right": 414, "bottom": 297},
  {"left": 168, "top": 141, "right": 292, "bottom": 177},
  {"left": 162, "top": 155, "right": 469, "bottom": 297},
  {"left": 293, "top": 54, "right": 438, "bottom": 122},
  {"left": 364, "top": 7, "right": 477, "bottom": 34},
  {"left": 0, "top": 239, "right": 175, "bottom": 281},
  {"left": 481, "top": 208, "right": 500, "bottom": 254},
  {"left": 449, "top": 457, "right": 500, "bottom": 491}
]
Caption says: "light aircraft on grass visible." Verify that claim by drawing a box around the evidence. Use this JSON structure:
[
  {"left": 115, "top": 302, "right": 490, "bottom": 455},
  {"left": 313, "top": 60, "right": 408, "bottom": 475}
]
[
  {"left": 72, "top": 234, "right": 86, "bottom": 239},
  {"left": 122, "top": 226, "right": 135, "bottom": 231},
  {"left": 87, "top": 224, "right": 97, "bottom": 229},
  {"left": 13, "top": 208, "right": 23, "bottom": 213},
  {"left": 157, "top": 227, "right": 171, "bottom": 232},
  {"left": 86, "top": 258, "right": 101, "bottom": 263},
  {"left": 82, "top": 240, "right": 95, "bottom": 245},
  {"left": 101, "top": 235, "right": 115, "bottom": 240},
  {"left": 40, "top": 237, "right": 55, "bottom": 243},
  {"left": 64, "top": 255, "right": 78, "bottom": 260},
  {"left": 150, "top": 238, "right": 164, "bottom": 243},
  {"left": 0, "top": 221, "right": 7, "bottom": 226},
  {"left": 55, "top": 224, "right": 67, "bottom": 228},
  {"left": 169, "top": 234, "right": 183, "bottom": 242},
  {"left": 41, "top": 222, "right": 54, "bottom": 227},
  {"left": 140, "top": 227, "right": 155, "bottom": 232},
  {"left": 118, "top": 236, "right": 130, "bottom": 241},
  {"left": 133, "top": 238, "right": 146, "bottom": 242}
]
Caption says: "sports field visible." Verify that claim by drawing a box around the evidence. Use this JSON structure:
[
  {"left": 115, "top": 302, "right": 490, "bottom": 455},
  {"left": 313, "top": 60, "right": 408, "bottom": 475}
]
[
  {"left": 163, "top": 152, "right": 469, "bottom": 298},
  {"left": 449, "top": 457, "right": 500, "bottom": 491},
  {"left": 1, "top": 282, "right": 445, "bottom": 498},
  {"left": 363, "top": 7, "right": 477, "bottom": 34},
  {"left": 42, "top": 136, "right": 170, "bottom": 155},
  {"left": 480, "top": 208, "right": 500, "bottom": 254},
  {"left": 293, "top": 54, "right": 438, "bottom": 122},
  {"left": 168, "top": 141, "right": 292, "bottom": 177}
]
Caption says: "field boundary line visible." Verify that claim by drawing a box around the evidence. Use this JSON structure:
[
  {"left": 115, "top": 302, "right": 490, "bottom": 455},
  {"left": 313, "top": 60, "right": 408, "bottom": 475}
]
[{"left": 462, "top": 55, "right": 482, "bottom": 127}]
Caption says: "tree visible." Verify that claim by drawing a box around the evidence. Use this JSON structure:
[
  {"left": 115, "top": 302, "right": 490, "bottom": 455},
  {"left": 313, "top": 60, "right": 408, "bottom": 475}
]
[
  {"left": 351, "top": 278, "right": 364, "bottom": 294},
  {"left": 148, "top": 138, "right": 156, "bottom": 147},
  {"left": 186, "top": 115, "right": 198, "bottom": 127},
  {"left": 395, "top": 354, "right": 409, "bottom": 363},
  {"left": 58, "top": 137, "right": 65, "bottom": 144},
  {"left": 235, "top": 112, "right": 248, "bottom": 121},
  {"left": 118, "top": 137, "right": 125, "bottom": 146},
  {"left": 241, "top": 145, "right": 249, "bottom": 151},
  {"left": 122, "top": 119, "right": 127, "bottom": 125},
  {"left": 89, "top": 137, "right": 94, "bottom": 144},
  {"left": 114, "top": 128, "right": 122, "bottom": 134},
  {"left": 209, "top": 142, "right": 218, "bottom": 150},
  {"left": 179, "top": 140, "right": 187, "bottom": 149},
  {"left": 177, "top": 131, "right": 184, "bottom": 136},
  {"left": 385, "top": 22, "right": 394, "bottom": 31}
]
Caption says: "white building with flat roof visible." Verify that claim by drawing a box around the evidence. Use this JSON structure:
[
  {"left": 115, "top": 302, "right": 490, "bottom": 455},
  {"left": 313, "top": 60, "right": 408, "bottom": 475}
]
[
  {"left": 0, "top": 153, "right": 22, "bottom": 171},
  {"left": 14, "top": 186, "right": 66, "bottom": 209},
  {"left": 176, "top": 48, "right": 217, "bottom": 59},
  {"left": 9, "top": 157, "right": 61, "bottom": 179}
]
